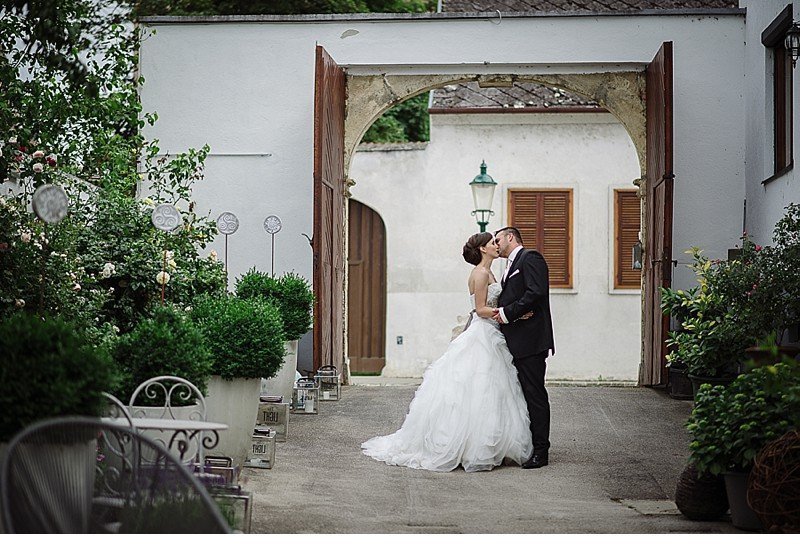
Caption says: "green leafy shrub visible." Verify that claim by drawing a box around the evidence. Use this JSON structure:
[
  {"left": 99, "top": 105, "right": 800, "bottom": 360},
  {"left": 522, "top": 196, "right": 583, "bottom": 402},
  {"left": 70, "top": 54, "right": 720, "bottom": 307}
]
[
  {"left": 687, "top": 357, "right": 800, "bottom": 476},
  {"left": 235, "top": 269, "right": 313, "bottom": 340},
  {"left": 191, "top": 295, "right": 286, "bottom": 380},
  {"left": 0, "top": 313, "right": 117, "bottom": 442},
  {"left": 113, "top": 306, "right": 213, "bottom": 403}
]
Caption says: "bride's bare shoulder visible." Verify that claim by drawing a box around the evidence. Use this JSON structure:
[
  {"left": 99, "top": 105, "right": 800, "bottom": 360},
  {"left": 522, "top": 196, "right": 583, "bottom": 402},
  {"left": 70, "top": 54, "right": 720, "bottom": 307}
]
[{"left": 468, "top": 267, "right": 491, "bottom": 289}]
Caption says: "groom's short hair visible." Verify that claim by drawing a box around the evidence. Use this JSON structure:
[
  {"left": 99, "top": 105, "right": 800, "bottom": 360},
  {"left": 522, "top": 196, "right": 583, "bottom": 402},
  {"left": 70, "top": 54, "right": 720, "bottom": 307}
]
[{"left": 496, "top": 226, "right": 524, "bottom": 246}]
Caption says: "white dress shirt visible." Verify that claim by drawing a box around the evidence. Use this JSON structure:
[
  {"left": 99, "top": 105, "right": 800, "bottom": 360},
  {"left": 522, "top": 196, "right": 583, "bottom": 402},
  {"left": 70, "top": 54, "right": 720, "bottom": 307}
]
[{"left": 498, "top": 246, "right": 523, "bottom": 323}]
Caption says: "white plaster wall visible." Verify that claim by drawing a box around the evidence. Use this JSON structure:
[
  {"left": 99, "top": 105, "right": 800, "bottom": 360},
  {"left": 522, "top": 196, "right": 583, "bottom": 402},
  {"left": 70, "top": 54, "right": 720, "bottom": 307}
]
[
  {"left": 139, "top": 13, "right": 746, "bottom": 292},
  {"left": 350, "top": 112, "right": 641, "bottom": 380},
  {"left": 742, "top": 1, "right": 800, "bottom": 246}
]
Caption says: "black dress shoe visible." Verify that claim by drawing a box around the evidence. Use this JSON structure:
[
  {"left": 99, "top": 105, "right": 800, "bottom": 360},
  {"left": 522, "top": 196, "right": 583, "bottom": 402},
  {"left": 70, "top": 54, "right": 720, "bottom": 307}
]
[{"left": 521, "top": 454, "right": 549, "bottom": 469}]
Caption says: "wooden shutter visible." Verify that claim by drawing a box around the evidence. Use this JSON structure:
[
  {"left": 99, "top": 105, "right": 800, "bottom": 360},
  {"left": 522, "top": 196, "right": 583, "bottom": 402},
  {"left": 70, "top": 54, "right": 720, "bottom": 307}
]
[
  {"left": 508, "top": 189, "right": 572, "bottom": 288},
  {"left": 614, "top": 189, "right": 642, "bottom": 289},
  {"left": 313, "top": 46, "right": 346, "bottom": 373}
]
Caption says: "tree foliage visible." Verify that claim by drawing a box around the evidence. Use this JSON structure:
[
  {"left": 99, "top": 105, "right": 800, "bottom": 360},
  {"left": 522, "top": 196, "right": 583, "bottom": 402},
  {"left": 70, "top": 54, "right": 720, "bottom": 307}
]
[{"left": 130, "top": 0, "right": 436, "bottom": 16}]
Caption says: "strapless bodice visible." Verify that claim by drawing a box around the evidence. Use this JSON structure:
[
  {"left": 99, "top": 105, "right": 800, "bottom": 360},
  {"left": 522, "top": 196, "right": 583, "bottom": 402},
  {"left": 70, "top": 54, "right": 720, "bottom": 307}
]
[{"left": 469, "top": 282, "right": 501, "bottom": 309}]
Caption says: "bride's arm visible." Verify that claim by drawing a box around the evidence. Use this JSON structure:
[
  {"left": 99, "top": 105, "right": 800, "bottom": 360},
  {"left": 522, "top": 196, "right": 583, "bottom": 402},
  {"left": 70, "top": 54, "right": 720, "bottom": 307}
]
[{"left": 473, "top": 272, "right": 496, "bottom": 319}]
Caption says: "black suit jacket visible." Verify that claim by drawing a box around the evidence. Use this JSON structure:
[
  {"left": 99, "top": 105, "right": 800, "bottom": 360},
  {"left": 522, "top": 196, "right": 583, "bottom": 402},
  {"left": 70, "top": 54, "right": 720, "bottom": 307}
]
[{"left": 498, "top": 248, "right": 555, "bottom": 359}]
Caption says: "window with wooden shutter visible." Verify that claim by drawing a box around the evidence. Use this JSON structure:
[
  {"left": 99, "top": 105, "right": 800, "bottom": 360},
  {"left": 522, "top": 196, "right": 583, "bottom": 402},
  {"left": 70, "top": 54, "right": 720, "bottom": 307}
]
[
  {"left": 762, "top": 5, "right": 794, "bottom": 180},
  {"left": 614, "top": 189, "right": 642, "bottom": 289},
  {"left": 508, "top": 189, "right": 572, "bottom": 288}
]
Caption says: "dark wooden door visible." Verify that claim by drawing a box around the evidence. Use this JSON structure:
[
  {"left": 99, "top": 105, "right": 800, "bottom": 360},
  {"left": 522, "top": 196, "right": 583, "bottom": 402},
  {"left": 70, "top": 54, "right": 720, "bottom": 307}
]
[
  {"left": 347, "top": 200, "right": 387, "bottom": 374},
  {"left": 313, "top": 45, "right": 346, "bottom": 373},
  {"left": 641, "top": 41, "right": 674, "bottom": 387}
]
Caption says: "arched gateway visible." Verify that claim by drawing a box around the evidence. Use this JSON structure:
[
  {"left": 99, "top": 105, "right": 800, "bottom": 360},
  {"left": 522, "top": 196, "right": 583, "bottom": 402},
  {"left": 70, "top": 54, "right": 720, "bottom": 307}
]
[{"left": 313, "top": 43, "right": 673, "bottom": 386}]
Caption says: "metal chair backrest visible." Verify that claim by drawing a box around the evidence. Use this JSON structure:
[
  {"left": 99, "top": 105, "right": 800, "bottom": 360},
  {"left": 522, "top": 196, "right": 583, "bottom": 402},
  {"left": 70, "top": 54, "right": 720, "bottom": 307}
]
[
  {"left": 0, "top": 416, "right": 230, "bottom": 534},
  {"left": 127, "top": 375, "right": 207, "bottom": 421}
]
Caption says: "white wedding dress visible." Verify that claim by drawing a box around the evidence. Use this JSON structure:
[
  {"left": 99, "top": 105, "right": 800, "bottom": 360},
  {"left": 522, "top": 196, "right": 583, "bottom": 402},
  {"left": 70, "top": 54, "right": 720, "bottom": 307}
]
[{"left": 362, "top": 283, "right": 533, "bottom": 472}]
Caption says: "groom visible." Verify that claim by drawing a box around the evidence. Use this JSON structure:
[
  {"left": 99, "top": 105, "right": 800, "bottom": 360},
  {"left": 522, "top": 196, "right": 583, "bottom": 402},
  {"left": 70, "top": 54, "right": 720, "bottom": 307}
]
[{"left": 492, "top": 227, "right": 555, "bottom": 469}]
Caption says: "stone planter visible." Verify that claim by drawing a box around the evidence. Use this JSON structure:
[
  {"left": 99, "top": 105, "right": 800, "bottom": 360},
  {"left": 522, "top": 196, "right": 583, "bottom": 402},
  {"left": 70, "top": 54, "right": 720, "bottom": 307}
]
[
  {"left": 205, "top": 375, "right": 262, "bottom": 469},
  {"left": 261, "top": 340, "right": 299, "bottom": 403}
]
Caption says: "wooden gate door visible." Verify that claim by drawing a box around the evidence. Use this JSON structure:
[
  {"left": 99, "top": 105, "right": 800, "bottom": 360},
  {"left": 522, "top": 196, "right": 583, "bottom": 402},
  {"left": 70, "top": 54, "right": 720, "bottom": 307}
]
[
  {"left": 641, "top": 41, "right": 675, "bottom": 387},
  {"left": 347, "top": 200, "right": 387, "bottom": 374},
  {"left": 313, "top": 45, "right": 346, "bottom": 373}
]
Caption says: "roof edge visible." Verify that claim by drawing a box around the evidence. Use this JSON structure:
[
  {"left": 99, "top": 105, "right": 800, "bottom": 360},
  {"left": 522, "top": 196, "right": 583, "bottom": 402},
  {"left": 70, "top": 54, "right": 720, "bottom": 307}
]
[
  {"left": 429, "top": 106, "right": 609, "bottom": 114},
  {"left": 138, "top": 8, "right": 745, "bottom": 24}
]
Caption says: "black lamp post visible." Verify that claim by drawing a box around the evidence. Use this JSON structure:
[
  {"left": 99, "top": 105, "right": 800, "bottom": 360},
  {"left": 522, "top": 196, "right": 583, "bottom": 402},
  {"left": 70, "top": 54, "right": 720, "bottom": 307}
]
[{"left": 470, "top": 160, "right": 497, "bottom": 232}]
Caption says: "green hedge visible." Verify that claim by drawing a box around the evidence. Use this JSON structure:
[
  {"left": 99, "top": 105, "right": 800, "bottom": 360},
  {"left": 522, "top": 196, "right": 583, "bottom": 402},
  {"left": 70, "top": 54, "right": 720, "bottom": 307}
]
[
  {"left": 0, "top": 313, "right": 117, "bottom": 442},
  {"left": 235, "top": 269, "right": 313, "bottom": 340},
  {"left": 113, "top": 306, "right": 213, "bottom": 404},
  {"left": 191, "top": 295, "right": 286, "bottom": 380}
]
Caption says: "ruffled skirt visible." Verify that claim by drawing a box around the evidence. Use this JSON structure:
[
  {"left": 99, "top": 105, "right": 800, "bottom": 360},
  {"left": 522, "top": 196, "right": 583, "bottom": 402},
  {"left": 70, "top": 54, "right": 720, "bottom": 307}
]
[{"left": 361, "top": 317, "right": 532, "bottom": 472}]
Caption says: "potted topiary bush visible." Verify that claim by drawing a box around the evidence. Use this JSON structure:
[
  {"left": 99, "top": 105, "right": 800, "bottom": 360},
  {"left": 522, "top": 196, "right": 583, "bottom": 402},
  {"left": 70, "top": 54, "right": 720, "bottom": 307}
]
[
  {"left": 112, "top": 305, "right": 213, "bottom": 420},
  {"left": 235, "top": 269, "right": 314, "bottom": 402},
  {"left": 0, "top": 312, "right": 118, "bottom": 530},
  {"left": 686, "top": 355, "right": 800, "bottom": 530},
  {"left": 190, "top": 295, "right": 286, "bottom": 467}
]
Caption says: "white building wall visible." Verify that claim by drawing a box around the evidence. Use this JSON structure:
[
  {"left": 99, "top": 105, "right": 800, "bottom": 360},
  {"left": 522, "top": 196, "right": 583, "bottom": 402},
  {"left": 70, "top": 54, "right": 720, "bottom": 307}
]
[
  {"left": 350, "top": 112, "right": 641, "bottom": 380},
  {"left": 138, "top": 12, "right": 746, "bottom": 371},
  {"left": 742, "top": 0, "right": 800, "bottom": 245}
]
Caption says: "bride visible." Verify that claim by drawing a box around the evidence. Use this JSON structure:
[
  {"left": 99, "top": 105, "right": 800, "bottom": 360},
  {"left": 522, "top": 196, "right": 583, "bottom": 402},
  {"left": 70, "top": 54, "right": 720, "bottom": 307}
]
[{"left": 361, "top": 232, "right": 533, "bottom": 472}]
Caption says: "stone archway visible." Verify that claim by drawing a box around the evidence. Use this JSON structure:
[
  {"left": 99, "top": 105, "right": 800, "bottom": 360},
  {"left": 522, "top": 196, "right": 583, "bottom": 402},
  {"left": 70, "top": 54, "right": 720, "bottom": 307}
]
[{"left": 344, "top": 72, "right": 647, "bottom": 179}]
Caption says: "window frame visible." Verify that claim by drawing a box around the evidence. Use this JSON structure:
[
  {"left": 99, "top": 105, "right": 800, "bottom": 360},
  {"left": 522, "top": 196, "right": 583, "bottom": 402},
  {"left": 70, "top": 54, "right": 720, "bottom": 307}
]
[
  {"left": 762, "top": 4, "right": 795, "bottom": 183},
  {"left": 507, "top": 187, "right": 574, "bottom": 289},
  {"left": 613, "top": 188, "right": 642, "bottom": 290}
]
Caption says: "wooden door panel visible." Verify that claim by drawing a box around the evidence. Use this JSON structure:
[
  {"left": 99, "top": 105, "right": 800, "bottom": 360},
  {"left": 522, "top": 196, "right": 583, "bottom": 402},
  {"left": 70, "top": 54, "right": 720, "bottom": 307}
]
[
  {"left": 642, "top": 41, "right": 674, "bottom": 387},
  {"left": 313, "top": 46, "right": 346, "bottom": 373},
  {"left": 347, "top": 200, "right": 386, "bottom": 374}
]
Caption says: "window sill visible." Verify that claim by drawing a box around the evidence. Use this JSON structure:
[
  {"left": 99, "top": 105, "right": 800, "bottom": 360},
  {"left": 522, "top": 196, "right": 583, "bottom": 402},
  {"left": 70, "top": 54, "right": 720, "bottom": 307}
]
[
  {"left": 762, "top": 162, "right": 794, "bottom": 185},
  {"left": 609, "top": 287, "right": 642, "bottom": 295}
]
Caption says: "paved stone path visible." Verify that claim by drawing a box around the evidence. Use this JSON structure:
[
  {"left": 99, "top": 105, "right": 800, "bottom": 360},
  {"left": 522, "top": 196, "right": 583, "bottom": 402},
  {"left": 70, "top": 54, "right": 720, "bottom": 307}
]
[{"left": 243, "top": 385, "right": 740, "bottom": 533}]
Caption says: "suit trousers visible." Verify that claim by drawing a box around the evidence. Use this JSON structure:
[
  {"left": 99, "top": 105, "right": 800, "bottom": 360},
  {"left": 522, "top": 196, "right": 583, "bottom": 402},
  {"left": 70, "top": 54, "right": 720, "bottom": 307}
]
[{"left": 514, "top": 351, "right": 551, "bottom": 456}]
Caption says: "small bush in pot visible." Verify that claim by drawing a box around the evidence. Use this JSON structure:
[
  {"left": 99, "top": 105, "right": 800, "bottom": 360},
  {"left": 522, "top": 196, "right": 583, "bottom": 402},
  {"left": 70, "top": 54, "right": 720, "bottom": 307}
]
[
  {"left": 686, "top": 357, "right": 800, "bottom": 476},
  {"left": 190, "top": 295, "right": 286, "bottom": 380},
  {"left": 235, "top": 269, "right": 313, "bottom": 341},
  {"left": 0, "top": 313, "right": 117, "bottom": 442},
  {"left": 113, "top": 305, "right": 213, "bottom": 404}
]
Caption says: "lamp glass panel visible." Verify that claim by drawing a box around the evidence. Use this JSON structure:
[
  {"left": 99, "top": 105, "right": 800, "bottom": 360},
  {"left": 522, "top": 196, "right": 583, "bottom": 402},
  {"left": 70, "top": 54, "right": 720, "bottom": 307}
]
[{"left": 471, "top": 183, "right": 496, "bottom": 212}]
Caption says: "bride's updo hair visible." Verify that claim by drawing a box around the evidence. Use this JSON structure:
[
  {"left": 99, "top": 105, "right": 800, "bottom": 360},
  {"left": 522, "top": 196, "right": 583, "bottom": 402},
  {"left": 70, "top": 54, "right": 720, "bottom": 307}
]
[{"left": 462, "top": 232, "right": 493, "bottom": 265}]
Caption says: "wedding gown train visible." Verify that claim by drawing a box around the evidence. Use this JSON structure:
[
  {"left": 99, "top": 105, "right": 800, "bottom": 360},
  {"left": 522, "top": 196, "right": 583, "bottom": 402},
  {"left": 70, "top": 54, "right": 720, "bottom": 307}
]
[{"left": 361, "top": 283, "right": 533, "bottom": 472}]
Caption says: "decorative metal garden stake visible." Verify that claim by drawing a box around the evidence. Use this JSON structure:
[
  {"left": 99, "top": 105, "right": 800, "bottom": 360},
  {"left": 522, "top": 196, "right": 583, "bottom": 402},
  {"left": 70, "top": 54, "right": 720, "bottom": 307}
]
[
  {"left": 263, "top": 215, "right": 282, "bottom": 276},
  {"left": 151, "top": 203, "right": 183, "bottom": 305},
  {"left": 31, "top": 184, "right": 69, "bottom": 311},
  {"left": 216, "top": 212, "right": 239, "bottom": 274}
]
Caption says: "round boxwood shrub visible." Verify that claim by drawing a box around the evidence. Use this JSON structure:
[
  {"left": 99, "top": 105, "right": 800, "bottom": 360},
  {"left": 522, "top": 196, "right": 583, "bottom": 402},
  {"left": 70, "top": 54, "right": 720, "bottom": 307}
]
[
  {"left": 113, "top": 305, "right": 213, "bottom": 404},
  {"left": 191, "top": 295, "right": 286, "bottom": 380},
  {"left": 235, "top": 269, "right": 314, "bottom": 340},
  {"left": 0, "top": 313, "right": 117, "bottom": 442}
]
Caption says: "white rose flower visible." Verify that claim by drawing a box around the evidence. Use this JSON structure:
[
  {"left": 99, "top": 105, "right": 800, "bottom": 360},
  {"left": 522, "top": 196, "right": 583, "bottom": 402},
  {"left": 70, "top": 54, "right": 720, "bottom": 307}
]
[
  {"left": 184, "top": 306, "right": 193, "bottom": 312},
  {"left": 20, "top": 231, "right": 31, "bottom": 243},
  {"left": 209, "top": 249, "right": 218, "bottom": 261},
  {"left": 32, "top": 150, "right": 44, "bottom": 159},
  {"left": 8, "top": 137, "right": 17, "bottom": 144},
  {"left": 112, "top": 325, "right": 120, "bottom": 333},
  {"left": 32, "top": 163, "right": 44, "bottom": 173},
  {"left": 168, "top": 258, "right": 177, "bottom": 270},
  {"left": 156, "top": 271, "right": 170, "bottom": 285},
  {"left": 165, "top": 250, "right": 174, "bottom": 260},
  {"left": 73, "top": 283, "right": 81, "bottom": 292},
  {"left": 101, "top": 262, "right": 115, "bottom": 278},
  {"left": 14, "top": 298, "right": 25, "bottom": 308}
]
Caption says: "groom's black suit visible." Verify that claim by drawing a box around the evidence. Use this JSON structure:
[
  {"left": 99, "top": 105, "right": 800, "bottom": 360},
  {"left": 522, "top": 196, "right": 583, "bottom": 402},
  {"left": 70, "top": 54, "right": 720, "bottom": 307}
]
[{"left": 498, "top": 248, "right": 555, "bottom": 458}]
